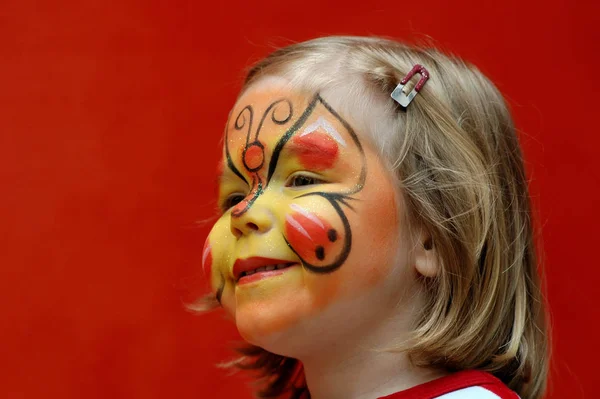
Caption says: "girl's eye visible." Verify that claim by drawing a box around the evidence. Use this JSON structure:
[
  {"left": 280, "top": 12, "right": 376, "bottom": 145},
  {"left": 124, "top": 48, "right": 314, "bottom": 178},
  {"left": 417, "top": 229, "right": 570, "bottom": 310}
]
[
  {"left": 288, "top": 175, "right": 323, "bottom": 188},
  {"left": 222, "top": 194, "right": 245, "bottom": 211}
]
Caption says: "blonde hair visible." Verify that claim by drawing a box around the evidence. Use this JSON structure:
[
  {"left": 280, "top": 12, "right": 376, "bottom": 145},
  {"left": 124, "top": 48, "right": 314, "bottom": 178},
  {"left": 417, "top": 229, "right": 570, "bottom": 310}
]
[{"left": 196, "top": 36, "right": 549, "bottom": 399}]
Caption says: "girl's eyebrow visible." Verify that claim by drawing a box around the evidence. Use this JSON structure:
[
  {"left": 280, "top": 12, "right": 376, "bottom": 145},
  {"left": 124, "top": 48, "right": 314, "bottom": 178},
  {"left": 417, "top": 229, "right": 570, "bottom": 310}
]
[
  {"left": 218, "top": 168, "right": 251, "bottom": 189},
  {"left": 288, "top": 137, "right": 337, "bottom": 155},
  {"left": 286, "top": 131, "right": 340, "bottom": 170},
  {"left": 218, "top": 172, "right": 240, "bottom": 184}
]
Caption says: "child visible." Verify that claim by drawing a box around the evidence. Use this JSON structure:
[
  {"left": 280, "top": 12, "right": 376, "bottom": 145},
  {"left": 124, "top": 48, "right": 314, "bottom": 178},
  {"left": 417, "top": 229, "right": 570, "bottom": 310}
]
[{"left": 194, "top": 36, "right": 549, "bottom": 399}]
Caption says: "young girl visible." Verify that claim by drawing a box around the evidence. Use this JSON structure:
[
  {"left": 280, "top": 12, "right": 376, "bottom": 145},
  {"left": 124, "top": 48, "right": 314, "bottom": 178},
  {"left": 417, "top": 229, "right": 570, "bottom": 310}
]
[{"left": 195, "top": 36, "right": 549, "bottom": 399}]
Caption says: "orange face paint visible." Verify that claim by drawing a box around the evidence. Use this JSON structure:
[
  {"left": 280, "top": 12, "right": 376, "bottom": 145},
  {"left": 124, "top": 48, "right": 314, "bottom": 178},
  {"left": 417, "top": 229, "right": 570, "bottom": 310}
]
[
  {"left": 290, "top": 131, "right": 339, "bottom": 170},
  {"left": 242, "top": 142, "right": 265, "bottom": 171}
]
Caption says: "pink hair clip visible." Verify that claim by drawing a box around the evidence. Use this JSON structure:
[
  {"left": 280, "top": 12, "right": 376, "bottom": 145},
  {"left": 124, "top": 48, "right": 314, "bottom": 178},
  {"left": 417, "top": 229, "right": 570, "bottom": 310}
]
[{"left": 391, "top": 64, "right": 430, "bottom": 108}]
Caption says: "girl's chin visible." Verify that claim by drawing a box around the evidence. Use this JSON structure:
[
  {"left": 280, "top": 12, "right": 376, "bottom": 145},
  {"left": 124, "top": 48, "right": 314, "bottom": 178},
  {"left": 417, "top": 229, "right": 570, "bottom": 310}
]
[
  {"left": 233, "top": 303, "right": 315, "bottom": 357},
  {"left": 235, "top": 307, "right": 300, "bottom": 345},
  {"left": 237, "top": 327, "right": 305, "bottom": 358}
]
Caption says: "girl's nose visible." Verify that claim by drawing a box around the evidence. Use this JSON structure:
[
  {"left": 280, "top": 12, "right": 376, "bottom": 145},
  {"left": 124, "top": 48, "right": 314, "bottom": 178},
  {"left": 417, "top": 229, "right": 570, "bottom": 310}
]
[{"left": 230, "top": 204, "right": 274, "bottom": 238}]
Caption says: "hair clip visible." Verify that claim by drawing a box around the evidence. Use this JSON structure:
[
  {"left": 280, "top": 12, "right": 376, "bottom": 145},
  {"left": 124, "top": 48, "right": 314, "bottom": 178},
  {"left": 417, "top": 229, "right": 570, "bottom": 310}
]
[{"left": 391, "top": 64, "right": 430, "bottom": 108}]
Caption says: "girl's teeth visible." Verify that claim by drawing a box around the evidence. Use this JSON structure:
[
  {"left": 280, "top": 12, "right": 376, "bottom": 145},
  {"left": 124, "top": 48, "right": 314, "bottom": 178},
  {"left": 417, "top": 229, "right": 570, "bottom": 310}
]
[{"left": 240, "top": 263, "right": 295, "bottom": 280}]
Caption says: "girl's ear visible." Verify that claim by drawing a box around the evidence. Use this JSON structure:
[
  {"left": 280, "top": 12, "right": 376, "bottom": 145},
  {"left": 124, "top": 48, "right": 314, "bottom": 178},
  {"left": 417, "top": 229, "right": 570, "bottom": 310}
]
[{"left": 413, "top": 229, "right": 439, "bottom": 278}]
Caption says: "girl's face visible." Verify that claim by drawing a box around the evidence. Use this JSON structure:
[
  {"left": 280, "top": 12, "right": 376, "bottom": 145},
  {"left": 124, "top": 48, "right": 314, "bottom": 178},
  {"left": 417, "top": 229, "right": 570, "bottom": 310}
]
[{"left": 205, "top": 82, "right": 417, "bottom": 352}]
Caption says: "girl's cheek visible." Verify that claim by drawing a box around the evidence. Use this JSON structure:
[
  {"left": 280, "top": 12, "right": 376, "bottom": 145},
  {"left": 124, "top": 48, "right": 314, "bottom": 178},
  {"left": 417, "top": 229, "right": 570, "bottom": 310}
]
[
  {"left": 204, "top": 216, "right": 235, "bottom": 294},
  {"left": 202, "top": 237, "right": 213, "bottom": 278},
  {"left": 204, "top": 217, "right": 237, "bottom": 319}
]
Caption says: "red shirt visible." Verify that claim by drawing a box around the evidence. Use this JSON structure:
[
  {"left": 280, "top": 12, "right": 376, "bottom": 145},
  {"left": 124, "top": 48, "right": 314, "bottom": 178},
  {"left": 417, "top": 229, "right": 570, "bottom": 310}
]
[{"left": 379, "top": 370, "right": 519, "bottom": 399}]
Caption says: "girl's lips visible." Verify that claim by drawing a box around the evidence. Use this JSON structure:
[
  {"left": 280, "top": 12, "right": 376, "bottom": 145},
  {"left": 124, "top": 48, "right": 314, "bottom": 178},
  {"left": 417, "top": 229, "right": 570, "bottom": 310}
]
[
  {"left": 236, "top": 265, "right": 297, "bottom": 285},
  {"left": 233, "top": 257, "right": 297, "bottom": 283}
]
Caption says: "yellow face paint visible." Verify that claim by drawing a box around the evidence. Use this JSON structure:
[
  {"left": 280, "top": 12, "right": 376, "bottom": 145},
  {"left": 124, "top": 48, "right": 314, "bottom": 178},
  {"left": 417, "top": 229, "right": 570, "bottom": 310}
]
[{"left": 204, "top": 86, "right": 401, "bottom": 343}]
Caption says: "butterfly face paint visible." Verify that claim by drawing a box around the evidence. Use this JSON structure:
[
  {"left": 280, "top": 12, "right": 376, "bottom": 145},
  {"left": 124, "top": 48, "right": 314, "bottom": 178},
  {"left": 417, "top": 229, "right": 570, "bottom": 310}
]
[{"left": 204, "top": 85, "right": 402, "bottom": 343}]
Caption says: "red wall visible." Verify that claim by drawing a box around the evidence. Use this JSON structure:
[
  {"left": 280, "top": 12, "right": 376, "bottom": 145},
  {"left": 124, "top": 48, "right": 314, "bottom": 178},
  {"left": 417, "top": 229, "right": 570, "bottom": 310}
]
[{"left": 1, "top": 1, "right": 598, "bottom": 398}]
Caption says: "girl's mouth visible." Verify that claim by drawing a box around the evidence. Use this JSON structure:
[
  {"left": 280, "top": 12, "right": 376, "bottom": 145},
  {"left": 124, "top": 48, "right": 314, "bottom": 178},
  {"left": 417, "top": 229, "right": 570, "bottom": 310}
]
[{"left": 233, "top": 257, "right": 298, "bottom": 285}]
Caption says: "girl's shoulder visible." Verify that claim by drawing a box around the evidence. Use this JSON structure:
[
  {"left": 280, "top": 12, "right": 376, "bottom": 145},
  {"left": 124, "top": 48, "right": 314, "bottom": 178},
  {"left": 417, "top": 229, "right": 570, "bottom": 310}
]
[{"left": 379, "top": 370, "right": 520, "bottom": 399}]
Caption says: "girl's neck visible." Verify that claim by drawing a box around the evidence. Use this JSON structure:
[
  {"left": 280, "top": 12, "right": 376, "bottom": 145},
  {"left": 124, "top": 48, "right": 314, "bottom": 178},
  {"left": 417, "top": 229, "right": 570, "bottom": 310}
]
[
  {"left": 299, "top": 316, "right": 446, "bottom": 399},
  {"left": 302, "top": 349, "right": 444, "bottom": 399}
]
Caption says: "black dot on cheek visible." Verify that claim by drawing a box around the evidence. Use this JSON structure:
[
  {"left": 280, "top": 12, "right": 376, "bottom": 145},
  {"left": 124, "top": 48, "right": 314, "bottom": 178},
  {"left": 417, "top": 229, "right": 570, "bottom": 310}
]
[
  {"left": 327, "top": 229, "right": 338, "bottom": 242},
  {"left": 315, "top": 246, "right": 325, "bottom": 261}
]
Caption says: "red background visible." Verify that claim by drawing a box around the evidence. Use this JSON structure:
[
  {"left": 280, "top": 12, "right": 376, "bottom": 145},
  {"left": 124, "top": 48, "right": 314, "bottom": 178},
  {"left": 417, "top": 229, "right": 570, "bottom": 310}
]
[{"left": 1, "top": 1, "right": 598, "bottom": 398}]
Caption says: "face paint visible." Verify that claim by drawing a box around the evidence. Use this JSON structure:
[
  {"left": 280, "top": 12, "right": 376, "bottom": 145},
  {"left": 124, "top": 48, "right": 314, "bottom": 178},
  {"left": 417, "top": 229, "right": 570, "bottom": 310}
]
[
  {"left": 284, "top": 204, "right": 343, "bottom": 266},
  {"left": 202, "top": 238, "right": 212, "bottom": 276},
  {"left": 290, "top": 129, "right": 339, "bottom": 170},
  {"left": 230, "top": 176, "right": 263, "bottom": 218},
  {"left": 243, "top": 142, "right": 265, "bottom": 171},
  {"left": 205, "top": 85, "right": 402, "bottom": 345}
]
